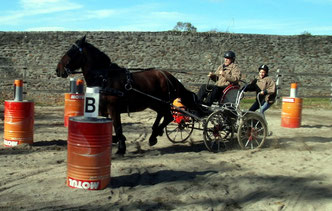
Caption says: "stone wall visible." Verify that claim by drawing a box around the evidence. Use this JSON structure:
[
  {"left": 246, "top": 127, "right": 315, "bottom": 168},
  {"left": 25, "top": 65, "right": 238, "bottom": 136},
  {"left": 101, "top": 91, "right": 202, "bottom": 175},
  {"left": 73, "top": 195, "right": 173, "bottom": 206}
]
[{"left": 0, "top": 31, "right": 331, "bottom": 105}]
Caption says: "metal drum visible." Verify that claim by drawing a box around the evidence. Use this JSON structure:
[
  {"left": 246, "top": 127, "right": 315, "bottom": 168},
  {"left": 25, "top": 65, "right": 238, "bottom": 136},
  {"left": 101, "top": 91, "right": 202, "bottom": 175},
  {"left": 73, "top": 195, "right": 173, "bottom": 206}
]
[
  {"left": 281, "top": 97, "right": 302, "bottom": 128},
  {"left": 64, "top": 93, "right": 84, "bottom": 127},
  {"left": 67, "top": 116, "right": 112, "bottom": 190},
  {"left": 4, "top": 101, "right": 34, "bottom": 147}
]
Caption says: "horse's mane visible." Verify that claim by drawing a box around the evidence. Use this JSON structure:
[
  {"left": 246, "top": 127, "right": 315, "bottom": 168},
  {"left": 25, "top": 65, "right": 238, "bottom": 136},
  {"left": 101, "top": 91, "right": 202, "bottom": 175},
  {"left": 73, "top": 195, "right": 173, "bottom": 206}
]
[
  {"left": 85, "top": 42, "right": 110, "bottom": 66},
  {"left": 84, "top": 42, "right": 124, "bottom": 71},
  {"left": 85, "top": 42, "right": 155, "bottom": 72}
]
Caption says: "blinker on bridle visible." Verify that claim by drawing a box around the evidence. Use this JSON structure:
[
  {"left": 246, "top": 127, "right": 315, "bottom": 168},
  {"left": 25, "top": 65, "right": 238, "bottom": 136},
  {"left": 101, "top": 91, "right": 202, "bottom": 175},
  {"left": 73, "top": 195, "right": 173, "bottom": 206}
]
[{"left": 63, "top": 43, "right": 83, "bottom": 75}]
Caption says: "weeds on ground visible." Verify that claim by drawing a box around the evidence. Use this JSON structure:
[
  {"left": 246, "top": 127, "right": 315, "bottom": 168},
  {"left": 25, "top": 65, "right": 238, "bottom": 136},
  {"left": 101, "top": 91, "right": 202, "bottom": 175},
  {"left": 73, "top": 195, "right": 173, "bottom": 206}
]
[{"left": 240, "top": 98, "right": 332, "bottom": 110}]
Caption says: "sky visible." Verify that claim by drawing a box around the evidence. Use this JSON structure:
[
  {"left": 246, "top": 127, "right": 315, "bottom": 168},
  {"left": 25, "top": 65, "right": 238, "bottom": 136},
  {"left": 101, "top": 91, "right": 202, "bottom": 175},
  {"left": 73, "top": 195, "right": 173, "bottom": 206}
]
[{"left": 1, "top": 0, "right": 332, "bottom": 35}]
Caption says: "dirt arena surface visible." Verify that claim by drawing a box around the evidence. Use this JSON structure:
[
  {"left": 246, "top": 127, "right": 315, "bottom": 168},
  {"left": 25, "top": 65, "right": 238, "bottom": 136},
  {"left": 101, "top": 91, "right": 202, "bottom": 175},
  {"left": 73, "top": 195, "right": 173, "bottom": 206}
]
[{"left": 0, "top": 106, "right": 331, "bottom": 210}]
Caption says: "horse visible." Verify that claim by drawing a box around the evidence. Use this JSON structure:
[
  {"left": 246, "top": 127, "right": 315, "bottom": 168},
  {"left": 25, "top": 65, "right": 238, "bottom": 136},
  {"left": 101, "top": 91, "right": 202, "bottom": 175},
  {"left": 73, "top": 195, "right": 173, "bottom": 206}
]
[{"left": 56, "top": 36, "right": 199, "bottom": 155}]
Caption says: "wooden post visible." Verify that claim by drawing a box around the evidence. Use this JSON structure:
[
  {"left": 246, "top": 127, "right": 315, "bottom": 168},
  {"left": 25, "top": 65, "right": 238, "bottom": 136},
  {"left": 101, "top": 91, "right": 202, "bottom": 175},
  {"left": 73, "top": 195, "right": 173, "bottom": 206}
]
[
  {"left": 330, "top": 79, "right": 332, "bottom": 104},
  {"left": 275, "top": 69, "right": 282, "bottom": 105}
]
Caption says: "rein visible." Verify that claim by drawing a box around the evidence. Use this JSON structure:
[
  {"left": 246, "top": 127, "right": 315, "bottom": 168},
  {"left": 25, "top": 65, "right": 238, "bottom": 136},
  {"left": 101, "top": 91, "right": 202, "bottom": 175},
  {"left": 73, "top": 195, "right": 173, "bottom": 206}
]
[
  {"left": 123, "top": 69, "right": 171, "bottom": 105},
  {"left": 64, "top": 67, "right": 83, "bottom": 75},
  {"left": 127, "top": 87, "right": 171, "bottom": 105},
  {"left": 100, "top": 68, "right": 173, "bottom": 117}
]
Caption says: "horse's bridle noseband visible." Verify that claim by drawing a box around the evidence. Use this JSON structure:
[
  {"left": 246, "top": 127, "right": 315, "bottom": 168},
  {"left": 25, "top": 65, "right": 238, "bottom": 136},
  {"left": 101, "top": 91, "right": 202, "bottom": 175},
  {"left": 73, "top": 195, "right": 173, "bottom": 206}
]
[
  {"left": 64, "top": 64, "right": 83, "bottom": 75},
  {"left": 63, "top": 43, "right": 84, "bottom": 75}
]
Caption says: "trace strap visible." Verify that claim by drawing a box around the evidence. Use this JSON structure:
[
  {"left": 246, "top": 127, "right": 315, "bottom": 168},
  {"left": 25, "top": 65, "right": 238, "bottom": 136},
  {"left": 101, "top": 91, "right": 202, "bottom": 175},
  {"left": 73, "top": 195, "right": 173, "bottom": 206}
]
[
  {"left": 124, "top": 68, "right": 171, "bottom": 105},
  {"left": 100, "top": 68, "right": 171, "bottom": 106},
  {"left": 130, "top": 87, "right": 170, "bottom": 105}
]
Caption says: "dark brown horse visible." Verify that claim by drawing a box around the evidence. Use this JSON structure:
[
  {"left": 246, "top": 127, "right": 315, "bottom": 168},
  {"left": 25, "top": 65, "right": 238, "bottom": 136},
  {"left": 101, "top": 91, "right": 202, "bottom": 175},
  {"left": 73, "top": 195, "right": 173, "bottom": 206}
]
[{"left": 56, "top": 36, "right": 199, "bottom": 155}]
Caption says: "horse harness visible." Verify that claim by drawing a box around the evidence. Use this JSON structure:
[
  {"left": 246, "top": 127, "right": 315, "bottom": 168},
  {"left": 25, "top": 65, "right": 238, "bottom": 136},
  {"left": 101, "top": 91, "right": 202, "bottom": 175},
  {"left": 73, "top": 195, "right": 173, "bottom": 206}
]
[{"left": 100, "top": 68, "right": 175, "bottom": 105}]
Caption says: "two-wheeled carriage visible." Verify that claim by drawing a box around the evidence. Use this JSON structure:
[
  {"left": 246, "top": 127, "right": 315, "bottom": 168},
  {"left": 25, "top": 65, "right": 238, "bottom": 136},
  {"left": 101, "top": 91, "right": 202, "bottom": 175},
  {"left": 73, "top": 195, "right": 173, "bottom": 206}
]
[{"left": 165, "top": 81, "right": 270, "bottom": 152}]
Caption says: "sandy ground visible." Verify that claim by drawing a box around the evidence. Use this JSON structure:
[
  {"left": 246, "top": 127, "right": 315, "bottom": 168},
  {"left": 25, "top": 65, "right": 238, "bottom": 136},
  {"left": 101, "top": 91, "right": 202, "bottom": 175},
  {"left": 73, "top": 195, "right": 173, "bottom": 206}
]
[{"left": 0, "top": 106, "right": 331, "bottom": 211}]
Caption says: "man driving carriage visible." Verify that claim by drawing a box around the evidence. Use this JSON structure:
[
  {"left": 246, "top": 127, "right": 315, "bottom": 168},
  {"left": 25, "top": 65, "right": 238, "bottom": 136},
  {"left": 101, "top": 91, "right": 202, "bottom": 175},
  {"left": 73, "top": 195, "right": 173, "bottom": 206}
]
[{"left": 197, "top": 50, "right": 242, "bottom": 106}]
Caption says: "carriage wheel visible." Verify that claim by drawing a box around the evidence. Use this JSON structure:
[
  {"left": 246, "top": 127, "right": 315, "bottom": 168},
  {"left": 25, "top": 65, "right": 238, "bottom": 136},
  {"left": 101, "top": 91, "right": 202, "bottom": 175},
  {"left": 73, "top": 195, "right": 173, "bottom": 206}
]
[
  {"left": 203, "top": 110, "right": 234, "bottom": 152},
  {"left": 237, "top": 113, "right": 267, "bottom": 150},
  {"left": 165, "top": 113, "right": 195, "bottom": 143}
]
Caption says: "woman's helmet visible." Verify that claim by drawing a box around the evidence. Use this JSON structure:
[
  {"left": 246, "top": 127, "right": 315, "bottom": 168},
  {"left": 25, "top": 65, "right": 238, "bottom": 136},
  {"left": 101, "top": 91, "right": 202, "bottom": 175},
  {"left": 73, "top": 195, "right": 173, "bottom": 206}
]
[
  {"left": 224, "top": 51, "right": 236, "bottom": 60},
  {"left": 258, "top": 64, "right": 269, "bottom": 75}
]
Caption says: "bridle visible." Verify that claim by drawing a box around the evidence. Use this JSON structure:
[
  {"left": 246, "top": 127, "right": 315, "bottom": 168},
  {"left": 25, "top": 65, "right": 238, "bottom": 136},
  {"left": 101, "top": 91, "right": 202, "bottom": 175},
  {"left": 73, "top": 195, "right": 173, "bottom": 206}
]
[{"left": 63, "top": 43, "right": 84, "bottom": 75}]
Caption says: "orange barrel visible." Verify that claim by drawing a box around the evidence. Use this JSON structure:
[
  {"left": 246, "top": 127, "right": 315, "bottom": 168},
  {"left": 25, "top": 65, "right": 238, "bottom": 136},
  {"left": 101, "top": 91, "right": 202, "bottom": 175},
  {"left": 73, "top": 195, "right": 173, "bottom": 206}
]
[
  {"left": 67, "top": 116, "right": 112, "bottom": 190},
  {"left": 281, "top": 97, "right": 302, "bottom": 128},
  {"left": 64, "top": 93, "right": 84, "bottom": 127},
  {"left": 4, "top": 101, "right": 34, "bottom": 147}
]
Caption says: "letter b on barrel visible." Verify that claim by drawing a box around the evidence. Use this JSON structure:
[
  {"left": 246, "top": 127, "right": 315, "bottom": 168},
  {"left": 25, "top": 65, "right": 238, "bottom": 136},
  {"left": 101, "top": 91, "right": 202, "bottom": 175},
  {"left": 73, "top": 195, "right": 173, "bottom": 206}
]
[{"left": 84, "top": 87, "right": 100, "bottom": 117}]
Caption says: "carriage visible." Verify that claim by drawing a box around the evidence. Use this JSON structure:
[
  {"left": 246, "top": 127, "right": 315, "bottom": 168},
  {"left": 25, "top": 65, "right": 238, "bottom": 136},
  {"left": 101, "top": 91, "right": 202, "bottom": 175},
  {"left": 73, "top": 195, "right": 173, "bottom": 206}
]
[{"left": 165, "top": 81, "right": 270, "bottom": 152}]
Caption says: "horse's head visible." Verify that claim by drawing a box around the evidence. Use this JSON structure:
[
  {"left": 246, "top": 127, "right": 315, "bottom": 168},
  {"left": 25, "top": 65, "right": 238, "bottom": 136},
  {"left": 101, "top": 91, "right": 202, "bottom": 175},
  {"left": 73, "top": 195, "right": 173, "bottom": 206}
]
[{"left": 56, "top": 36, "right": 86, "bottom": 78}]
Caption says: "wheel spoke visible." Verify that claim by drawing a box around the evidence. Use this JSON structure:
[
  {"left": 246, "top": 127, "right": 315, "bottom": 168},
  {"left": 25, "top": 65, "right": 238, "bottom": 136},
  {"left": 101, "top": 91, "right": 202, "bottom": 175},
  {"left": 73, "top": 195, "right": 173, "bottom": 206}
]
[
  {"left": 171, "top": 130, "right": 179, "bottom": 140},
  {"left": 209, "top": 139, "right": 216, "bottom": 149},
  {"left": 244, "top": 139, "right": 250, "bottom": 148},
  {"left": 167, "top": 127, "right": 178, "bottom": 134},
  {"left": 255, "top": 127, "right": 264, "bottom": 133},
  {"left": 253, "top": 138, "right": 261, "bottom": 146},
  {"left": 250, "top": 141, "right": 254, "bottom": 149}
]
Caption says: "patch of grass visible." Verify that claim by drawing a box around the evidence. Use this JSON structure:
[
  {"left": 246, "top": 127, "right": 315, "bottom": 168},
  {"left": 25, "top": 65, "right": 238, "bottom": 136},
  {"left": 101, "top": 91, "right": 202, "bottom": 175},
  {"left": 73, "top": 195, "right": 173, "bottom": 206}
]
[
  {"left": 240, "top": 97, "right": 332, "bottom": 110},
  {"left": 239, "top": 98, "right": 255, "bottom": 110},
  {"left": 301, "top": 98, "right": 332, "bottom": 109}
]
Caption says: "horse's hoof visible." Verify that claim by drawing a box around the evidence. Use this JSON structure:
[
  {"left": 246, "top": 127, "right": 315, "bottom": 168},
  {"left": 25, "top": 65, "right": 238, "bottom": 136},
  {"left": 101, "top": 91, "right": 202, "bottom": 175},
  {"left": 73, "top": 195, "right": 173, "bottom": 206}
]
[
  {"left": 116, "top": 150, "right": 125, "bottom": 156},
  {"left": 149, "top": 137, "right": 157, "bottom": 146},
  {"left": 158, "top": 130, "right": 164, "bottom": 136},
  {"left": 116, "top": 146, "right": 126, "bottom": 155},
  {"left": 116, "top": 141, "right": 126, "bottom": 155}
]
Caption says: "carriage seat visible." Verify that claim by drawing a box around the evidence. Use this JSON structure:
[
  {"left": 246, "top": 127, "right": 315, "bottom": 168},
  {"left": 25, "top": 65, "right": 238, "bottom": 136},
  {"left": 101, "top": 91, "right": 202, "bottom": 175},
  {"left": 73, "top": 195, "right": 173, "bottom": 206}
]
[
  {"left": 171, "top": 84, "right": 240, "bottom": 118},
  {"left": 219, "top": 84, "right": 240, "bottom": 104}
]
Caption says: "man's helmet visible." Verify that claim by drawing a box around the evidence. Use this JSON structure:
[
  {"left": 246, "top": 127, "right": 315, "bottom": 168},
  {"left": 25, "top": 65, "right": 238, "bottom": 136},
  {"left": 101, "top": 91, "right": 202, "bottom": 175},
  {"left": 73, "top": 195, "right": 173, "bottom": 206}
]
[
  {"left": 224, "top": 51, "right": 236, "bottom": 60},
  {"left": 258, "top": 64, "right": 269, "bottom": 75}
]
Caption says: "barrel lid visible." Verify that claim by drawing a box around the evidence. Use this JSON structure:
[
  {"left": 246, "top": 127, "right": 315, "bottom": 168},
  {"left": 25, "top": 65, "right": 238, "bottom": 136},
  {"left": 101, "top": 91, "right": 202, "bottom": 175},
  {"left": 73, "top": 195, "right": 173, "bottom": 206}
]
[
  {"left": 70, "top": 116, "right": 112, "bottom": 123},
  {"left": 5, "top": 100, "right": 34, "bottom": 103}
]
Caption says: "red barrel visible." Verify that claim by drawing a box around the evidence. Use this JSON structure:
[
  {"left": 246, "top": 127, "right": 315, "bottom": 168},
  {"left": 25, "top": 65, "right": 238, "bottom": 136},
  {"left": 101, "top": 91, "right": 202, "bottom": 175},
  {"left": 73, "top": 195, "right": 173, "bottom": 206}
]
[
  {"left": 281, "top": 97, "right": 302, "bottom": 128},
  {"left": 4, "top": 101, "right": 34, "bottom": 147},
  {"left": 67, "top": 116, "right": 112, "bottom": 190},
  {"left": 64, "top": 93, "right": 84, "bottom": 127}
]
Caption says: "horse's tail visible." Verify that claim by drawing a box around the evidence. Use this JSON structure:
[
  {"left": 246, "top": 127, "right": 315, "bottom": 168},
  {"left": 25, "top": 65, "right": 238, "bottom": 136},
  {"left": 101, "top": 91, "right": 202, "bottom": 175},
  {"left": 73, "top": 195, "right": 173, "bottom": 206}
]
[
  {"left": 164, "top": 71, "right": 199, "bottom": 110},
  {"left": 178, "top": 85, "right": 200, "bottom": 110}
]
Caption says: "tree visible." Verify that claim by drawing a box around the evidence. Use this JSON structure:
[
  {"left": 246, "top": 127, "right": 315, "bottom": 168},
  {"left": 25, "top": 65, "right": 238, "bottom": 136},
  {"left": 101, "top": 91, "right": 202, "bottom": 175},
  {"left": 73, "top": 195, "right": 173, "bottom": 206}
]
[{"left": 173, "top": 22, "right": 197, "bottom": 32}]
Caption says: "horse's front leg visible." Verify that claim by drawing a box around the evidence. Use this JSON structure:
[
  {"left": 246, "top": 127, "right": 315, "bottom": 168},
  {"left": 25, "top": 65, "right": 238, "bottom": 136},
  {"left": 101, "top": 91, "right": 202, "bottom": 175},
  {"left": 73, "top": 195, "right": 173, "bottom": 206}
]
[
  {"left": 111, "top": 110, "right": 126, "bottom": 155},
  {"left": 149, "top": 108, "right": 173, "bottom": 146},
  {"left": 156, "top": 109, "right": 173, "bottom": 135},
  {"left": 149, "top": 113, "right": 163, "bottom": 146},
  {"left": 99, "top": 96, "right": 118, "bottom": 143}
]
